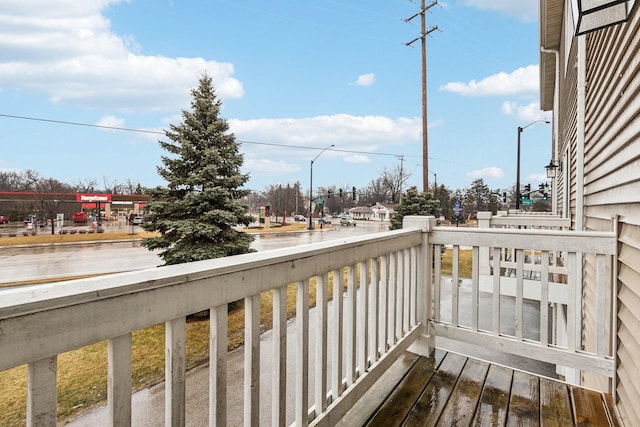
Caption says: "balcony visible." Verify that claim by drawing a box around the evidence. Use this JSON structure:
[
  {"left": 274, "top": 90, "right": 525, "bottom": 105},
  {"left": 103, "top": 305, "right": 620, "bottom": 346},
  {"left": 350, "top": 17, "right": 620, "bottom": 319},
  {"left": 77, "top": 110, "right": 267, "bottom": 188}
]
[{"left": 0, "top": 215, "right": 619, "bottom": 426}]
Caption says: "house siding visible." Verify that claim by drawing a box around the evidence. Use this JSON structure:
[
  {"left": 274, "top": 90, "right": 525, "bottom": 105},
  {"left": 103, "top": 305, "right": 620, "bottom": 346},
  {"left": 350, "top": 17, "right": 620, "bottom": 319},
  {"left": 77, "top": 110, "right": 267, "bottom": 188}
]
[
  {"left": 582, "top": 8, "right": 640, "bottom": 425},
  {"left": 542, "top": 1, "right": 640, "bottom": 424}
]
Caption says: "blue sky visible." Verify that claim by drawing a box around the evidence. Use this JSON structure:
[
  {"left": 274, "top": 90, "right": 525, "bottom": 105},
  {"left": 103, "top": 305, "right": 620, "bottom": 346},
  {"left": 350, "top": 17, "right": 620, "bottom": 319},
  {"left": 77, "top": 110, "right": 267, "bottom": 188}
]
[{"left": 0, "top": 0, "right": 551, "bottom": 195}]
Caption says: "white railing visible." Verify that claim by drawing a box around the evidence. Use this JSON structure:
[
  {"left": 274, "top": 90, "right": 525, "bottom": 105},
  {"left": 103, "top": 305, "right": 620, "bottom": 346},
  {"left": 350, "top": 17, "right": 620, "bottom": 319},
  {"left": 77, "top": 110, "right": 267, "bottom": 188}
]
[
  {"left": 429, "top": 225, "right": 617, "bottom": 379},
  {"left": 0, "top": 217, "right": 434, "bottom": 427},
  {"left": 0, "top": 215, "right": 618, "bottom": 426}
]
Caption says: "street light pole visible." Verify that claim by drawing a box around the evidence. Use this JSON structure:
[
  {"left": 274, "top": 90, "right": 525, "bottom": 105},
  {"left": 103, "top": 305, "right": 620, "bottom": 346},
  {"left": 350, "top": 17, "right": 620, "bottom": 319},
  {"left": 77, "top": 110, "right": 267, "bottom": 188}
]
[
  {"left": 515, "top": 120, "right": 550, "bottom": 210},
  {"left": 308, "top": 144, "right": 334, "bottom": 230}
]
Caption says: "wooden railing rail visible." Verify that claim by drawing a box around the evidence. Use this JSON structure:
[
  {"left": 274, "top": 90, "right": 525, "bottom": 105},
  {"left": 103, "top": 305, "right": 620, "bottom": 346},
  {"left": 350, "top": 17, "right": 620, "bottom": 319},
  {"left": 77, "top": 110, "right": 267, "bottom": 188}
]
[
  {"left": 428, "top": 226, "right": 616, "bottom": 379},
  {"left": 0, "top": 217, "right": 434, "bottom": 427}
]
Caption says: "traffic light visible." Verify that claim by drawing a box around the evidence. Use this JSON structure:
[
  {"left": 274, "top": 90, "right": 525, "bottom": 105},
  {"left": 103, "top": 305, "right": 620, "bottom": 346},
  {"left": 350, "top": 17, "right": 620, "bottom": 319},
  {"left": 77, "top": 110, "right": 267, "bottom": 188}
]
[
  {"left": 538, "top": 183, "right": 545, "bottom": 192},
  {"left": 524, "top": 184, "right": 531, "bottom": 192},
  {"left": 339, "top": 188, "right": 343, "bottom": 197},
  {"left": 523, "top": 184, "right": 531, "bottom": 199},
  {"left": 352, "top": 186, "right": 357, "bottom": 200},
  {"left": 502, "top": 192, "right": 507, "bottom": 202},
  {"left": 543, "top": 191, "right": 548, "bottom": 200},
  {"left": 328, "top": 189, "right": 333, "bottom": 197}
]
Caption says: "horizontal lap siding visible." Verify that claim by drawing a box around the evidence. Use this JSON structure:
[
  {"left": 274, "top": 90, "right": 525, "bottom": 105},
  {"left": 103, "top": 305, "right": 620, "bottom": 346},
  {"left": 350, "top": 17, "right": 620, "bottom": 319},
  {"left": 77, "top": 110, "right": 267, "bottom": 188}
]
[
  {"left": 559, "top": 31, "right": 577, "bottom": 223},
  {"left": 617, "top": 222, "right": 640, "bottom": 427},
  {"left": 583, "top": 7, "right": 640, "bottom": 424}
]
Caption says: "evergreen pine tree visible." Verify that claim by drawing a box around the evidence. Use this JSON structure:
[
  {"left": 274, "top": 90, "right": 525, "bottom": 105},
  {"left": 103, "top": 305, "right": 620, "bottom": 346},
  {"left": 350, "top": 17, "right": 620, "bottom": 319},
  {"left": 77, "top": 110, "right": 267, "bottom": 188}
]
[
  {"left": 390, "top": 186, "right": 440, "bottom": 230},
  {"left": 142, "top": 73, "right": 254, "bottom": 265}
]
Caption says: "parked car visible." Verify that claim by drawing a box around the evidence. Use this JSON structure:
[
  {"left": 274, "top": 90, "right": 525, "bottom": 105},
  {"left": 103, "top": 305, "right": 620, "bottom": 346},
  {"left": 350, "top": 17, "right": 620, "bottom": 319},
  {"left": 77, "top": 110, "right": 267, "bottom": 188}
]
[
  {"left": 293, "top": 214, "right": 306, "bottom": 222},
  {"left": 0, "top": 215, "right": 8, "bottom": 224},
  {"left": 72, "top": 212, "right": 88, "bottom": 224},
  {"left": 132, "top": 215, "right": 144, "bottom": 225},
  {"left": 318, "top": 217, "right": 332, "bottom": 225},
  {"left": 340, "top": 215, "right": 356, "bottom": 226}
]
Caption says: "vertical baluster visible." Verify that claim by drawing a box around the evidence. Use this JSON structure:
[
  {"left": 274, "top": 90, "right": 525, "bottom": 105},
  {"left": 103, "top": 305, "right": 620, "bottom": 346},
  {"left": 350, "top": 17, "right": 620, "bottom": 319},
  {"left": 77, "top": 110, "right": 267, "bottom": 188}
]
[
  {"left": 396, "top": 251, "right": 404, "bottom": 339},
  {"left": 403, "top": 248, "right": 411, "bottom": 331},
  {"left": 245, "top": 295, "right": 261, "bottom": 427},
  {"left": 410, "top": 246, "right": 417, "bottom": 327},
  {"left": 345, "top": 265, "right": 357, "bottom": 385},
  {"left": 211, "top": 304, "right": 228, "bottom": 427},
  {"left": 108, "top": 333, "right": 132, "bottom": 427},
  {"left": 272, "top": 287, "right": 287, "bottom": 427},
  {"left": 26, "top": 357, "right": 57, "bottom": 427},
  {"left": 434, "top": 244, "right": 442, "bottom": 323},
  {"left": 358, "top": 262, "right": 369, "bottom": 374},
  {"left": 331, "top": 269, "right": 344, "bottom": 400},
  {"left": 315, "top": 274, "right": 328, "bottom": 417},
  {"left": 492, "top": 247, "right": 501, "bottom": 335},
  {"left": 295, "top": 281, "right": 309, "bottom": 427},
  {"left": 166, "top": 316, "right": 186, "bottom": 427},
  {"left": 379, "top": 255, "right": 389, "bottom": 353},
  {"left": 388, "top": 253, "right": 397, "bottom": 346},
  {"left": 515, "top": 249, "right": 524, "bottom": 341},
  {"left": 452, "top": 246, "right": 460, "bottom": 327},
  {"left": 369, "top": 257, "right": 379, "bottom": 363},
  {"left": 596, "top": 254, "right": 606, "bottom": 357},
  {"left": 540, "top": 252, "right": 550, "bottom": 347},
  {"left": 471, "top": 246, "right": 479, "bottom": 331},
  {"left": 567, "top": 252, "right": 578, "bottom": 353}
]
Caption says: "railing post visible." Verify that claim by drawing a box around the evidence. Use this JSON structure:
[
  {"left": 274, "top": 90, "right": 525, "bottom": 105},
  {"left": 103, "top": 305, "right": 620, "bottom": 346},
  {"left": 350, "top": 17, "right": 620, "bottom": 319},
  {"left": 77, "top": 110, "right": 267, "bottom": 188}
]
[
  {"left": 403, "top": 215, "right": 436, "bottom": 357},
  {"left": 477, "top": 212, "right": 492, "bottom": 275}
]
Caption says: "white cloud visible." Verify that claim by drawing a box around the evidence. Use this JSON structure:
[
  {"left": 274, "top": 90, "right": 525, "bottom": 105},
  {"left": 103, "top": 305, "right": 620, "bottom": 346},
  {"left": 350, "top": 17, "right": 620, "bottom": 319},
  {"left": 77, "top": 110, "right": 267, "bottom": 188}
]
[
  {"left": 440, "top": 65, "right": 539, "bottom": 97},
  {"left": 229, "top": 114, "right": 422, "bottom": 148},
  {"left": 502, "top": 101, "right": 549, "bottom": 122},
  {"left": 466, "top": 166, "right": 504, "bottom": 180},
  {"left": 344, "top": 154, "right": 371, "bottom": 164},
  {"left": 95, "top": 115, "right": 125, "bottom": 129},
  {"left": 459, "top": 0, "right": 539, "bottom": 22},
  {"left": 353, "top": 73, "right": 375, "bottom": 87},
  {"left": 0, "top": 0, "right": 243, "bottom": 111},
  {"left": 528, "top": 172, "right": 549, "bottom": 183},
  {"left": 243, "top": 159, "right": 302, "bottom": 177}
]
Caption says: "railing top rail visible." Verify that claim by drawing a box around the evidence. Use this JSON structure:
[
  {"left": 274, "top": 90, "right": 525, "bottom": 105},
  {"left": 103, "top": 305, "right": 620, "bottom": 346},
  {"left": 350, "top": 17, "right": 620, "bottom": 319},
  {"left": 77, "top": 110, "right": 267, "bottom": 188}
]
[
  {"left": 489, "top": 216, "right": 571, "bottom": 227},
  {"left": 430, "top": 226, "right": 616, "bottom": 254},
  {"left": 0, "top": 227, "right": 423, "bottom": 320}
]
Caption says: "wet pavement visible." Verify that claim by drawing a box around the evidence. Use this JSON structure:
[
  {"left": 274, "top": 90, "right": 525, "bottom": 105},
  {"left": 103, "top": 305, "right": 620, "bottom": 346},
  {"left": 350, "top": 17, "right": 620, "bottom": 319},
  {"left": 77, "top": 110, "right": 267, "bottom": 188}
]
[{"left": 0, "top": 221, "right": 388, "bottom": 284}]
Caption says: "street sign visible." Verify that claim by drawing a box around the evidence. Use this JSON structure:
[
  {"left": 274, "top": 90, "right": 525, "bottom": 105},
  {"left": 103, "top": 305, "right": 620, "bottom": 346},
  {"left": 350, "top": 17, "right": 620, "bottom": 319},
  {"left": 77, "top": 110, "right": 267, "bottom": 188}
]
[
  {"left": 315, "top": 199, "right": 324, "bottom": 204},
  {"left": 453, "top": 200, "right": 462, "bottom": 214},
  {"left": 521, "top": 199, "right": 533, "bottom": 205}
]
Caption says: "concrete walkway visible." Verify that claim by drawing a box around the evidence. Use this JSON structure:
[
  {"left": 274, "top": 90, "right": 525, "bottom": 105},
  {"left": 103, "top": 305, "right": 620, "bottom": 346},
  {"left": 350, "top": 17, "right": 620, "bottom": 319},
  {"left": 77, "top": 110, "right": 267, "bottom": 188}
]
[{"left": 64, "top": 303, "right": 329, "bottom": 426}]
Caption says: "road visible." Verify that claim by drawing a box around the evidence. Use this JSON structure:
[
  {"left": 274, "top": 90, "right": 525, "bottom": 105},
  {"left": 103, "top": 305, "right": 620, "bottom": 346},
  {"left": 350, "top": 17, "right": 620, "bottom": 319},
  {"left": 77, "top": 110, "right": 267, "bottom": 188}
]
[{"left": 0, "top": 221, "right": 388, "bottom": 284}]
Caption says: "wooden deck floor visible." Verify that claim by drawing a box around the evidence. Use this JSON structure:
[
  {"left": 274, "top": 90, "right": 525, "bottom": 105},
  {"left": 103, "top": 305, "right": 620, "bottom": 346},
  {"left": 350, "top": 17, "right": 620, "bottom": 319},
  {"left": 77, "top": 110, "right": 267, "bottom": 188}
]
[{"left": 338, "top": 350, "right": 618, "bottom": 427}]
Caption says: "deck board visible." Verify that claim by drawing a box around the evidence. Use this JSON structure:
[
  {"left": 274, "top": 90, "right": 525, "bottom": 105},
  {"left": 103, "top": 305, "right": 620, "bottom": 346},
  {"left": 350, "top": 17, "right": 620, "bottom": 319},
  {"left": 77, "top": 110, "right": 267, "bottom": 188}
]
[
  {"left": 402, "top": 351, "right": 467, "bottom": 427},
  {"left": 540, "top": 377, "right": 573, "bottom": 427},
  {"left": 366, "top": 355, "right": 438, "bottom": 426},
  {"left": 436, "top": 358, "right": 489, "bottom": 427},
  {"left": 350, "top": 351, "right": 617, "bottom": 427},
  {"left": 472, "top": 364, "right": 513, "bottom": 426},
  {"left": 507, "top": 370, "right": 540, "bottom": 427}
]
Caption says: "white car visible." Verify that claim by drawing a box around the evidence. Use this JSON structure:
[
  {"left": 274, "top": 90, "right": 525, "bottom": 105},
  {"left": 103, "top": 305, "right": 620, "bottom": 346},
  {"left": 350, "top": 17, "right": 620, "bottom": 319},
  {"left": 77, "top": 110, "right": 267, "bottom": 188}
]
[{"left": 339, "top": 215, "right": 356, "bottom": 226}]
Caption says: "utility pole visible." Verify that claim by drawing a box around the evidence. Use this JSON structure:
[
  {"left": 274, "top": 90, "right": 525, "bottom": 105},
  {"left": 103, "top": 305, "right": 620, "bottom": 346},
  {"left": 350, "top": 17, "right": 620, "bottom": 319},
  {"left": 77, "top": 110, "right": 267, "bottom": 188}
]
[{"left": 405, "top": 0, "right": 439, "bottom": 193}]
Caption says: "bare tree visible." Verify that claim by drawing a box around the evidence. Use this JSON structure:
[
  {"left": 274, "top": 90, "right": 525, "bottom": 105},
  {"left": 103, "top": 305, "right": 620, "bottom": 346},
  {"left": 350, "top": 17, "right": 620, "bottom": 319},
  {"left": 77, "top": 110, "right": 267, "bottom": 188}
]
[
  {"left": 102, "top": 177, "right": 123, "bottom": 194},
  {"left": 381, "top": 165, "right": 411, "bottom": 203},
  {"left": 73, "top": 178, "right": 98, "bottom": 193},
  {"left": 24, "top": 171, "right": 73, "bottom": 234},
  {"left": 0, "top": 171, "right": 31, "bottom": 191},
  {"left": 358, "top": 177, "right": 390, "bottom": 206},
  {"left": 264, "top": 183, "right": 299, "bottom": 222}
]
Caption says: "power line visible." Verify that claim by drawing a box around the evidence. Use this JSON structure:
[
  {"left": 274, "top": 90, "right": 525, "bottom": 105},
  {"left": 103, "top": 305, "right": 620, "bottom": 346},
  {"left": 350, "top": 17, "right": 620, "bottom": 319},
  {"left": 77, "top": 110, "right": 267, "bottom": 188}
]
[
  {"left": 405, "top": 0, "right": 440, "bottom": 193},
  {"left": 0, "top": 113, "right": 419, "bottom": 159}
]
